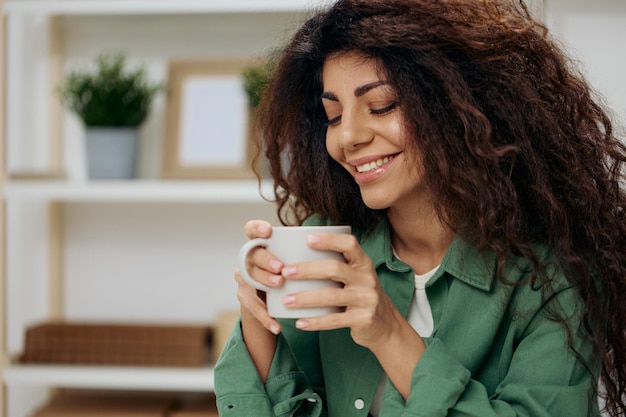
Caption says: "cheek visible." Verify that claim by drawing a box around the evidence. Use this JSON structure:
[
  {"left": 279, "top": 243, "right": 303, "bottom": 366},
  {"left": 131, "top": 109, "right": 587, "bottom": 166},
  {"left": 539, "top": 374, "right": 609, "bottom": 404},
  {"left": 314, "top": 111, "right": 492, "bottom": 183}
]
[
  {"left": 325, "top": 131, "right": 352, "bottom": 173},
  {"left": 325, "top": 131, "right": 342, "bottom": 162},
  {"left": 386, "top": 114, "right": 407, "bottom": 147}
]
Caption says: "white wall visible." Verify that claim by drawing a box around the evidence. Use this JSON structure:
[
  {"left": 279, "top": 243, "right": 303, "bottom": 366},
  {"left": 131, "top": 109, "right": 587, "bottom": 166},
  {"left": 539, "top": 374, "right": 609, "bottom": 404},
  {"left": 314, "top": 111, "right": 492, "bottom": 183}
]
[
  {"left": 63, "top": 202, "right": 277, "bottom": 325},
  {"left": 545, "top": 0, "right": 626, "bottom": 129}
]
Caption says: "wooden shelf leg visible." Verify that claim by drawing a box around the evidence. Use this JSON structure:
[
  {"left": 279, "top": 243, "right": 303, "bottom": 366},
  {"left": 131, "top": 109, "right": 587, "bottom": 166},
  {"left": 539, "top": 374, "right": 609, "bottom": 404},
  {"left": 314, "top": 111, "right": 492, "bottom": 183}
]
[{"left": 48, "top": 202, "right": 64, "bottom": 321}]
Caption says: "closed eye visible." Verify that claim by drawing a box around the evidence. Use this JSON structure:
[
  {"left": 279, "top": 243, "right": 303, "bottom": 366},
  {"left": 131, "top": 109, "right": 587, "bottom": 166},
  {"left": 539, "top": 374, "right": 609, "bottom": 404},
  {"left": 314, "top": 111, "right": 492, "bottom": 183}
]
[
  {"left": 324, "top": 115, "right": 341, "bottom": 127},
  {"left": 370, "top": 102, "right": 397, "bottom": 115},
  {"left": 323, "top": 102, "right": 396, "bottom": 127}
]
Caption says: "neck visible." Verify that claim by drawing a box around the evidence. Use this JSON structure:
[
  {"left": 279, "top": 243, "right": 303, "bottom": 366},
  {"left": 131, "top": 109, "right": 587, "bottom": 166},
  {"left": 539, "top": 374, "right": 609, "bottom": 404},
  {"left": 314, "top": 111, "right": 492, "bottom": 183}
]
[{"left": 387, "top": 205, "right": 453, "bottom": 275}]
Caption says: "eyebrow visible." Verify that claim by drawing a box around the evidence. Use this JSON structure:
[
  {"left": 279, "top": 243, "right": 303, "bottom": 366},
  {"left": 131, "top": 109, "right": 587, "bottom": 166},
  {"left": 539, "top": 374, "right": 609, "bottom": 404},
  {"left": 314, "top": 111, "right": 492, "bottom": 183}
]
[{"left": 321, "top": 80, "right": 388, "bottom": 101}]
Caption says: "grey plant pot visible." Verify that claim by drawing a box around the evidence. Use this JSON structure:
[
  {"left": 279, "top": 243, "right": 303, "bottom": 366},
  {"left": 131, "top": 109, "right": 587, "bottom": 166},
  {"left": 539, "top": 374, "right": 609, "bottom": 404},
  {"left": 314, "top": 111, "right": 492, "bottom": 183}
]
[{"left": 85, "top": 127, "right": 138, "bottom": 180}]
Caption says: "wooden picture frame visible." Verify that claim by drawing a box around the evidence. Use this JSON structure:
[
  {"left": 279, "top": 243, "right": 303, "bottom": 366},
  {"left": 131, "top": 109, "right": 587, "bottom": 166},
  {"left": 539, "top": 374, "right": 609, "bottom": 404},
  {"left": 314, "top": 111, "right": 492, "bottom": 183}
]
[{"left": 162, "top": 59, "right": 255, "bottom": 179}]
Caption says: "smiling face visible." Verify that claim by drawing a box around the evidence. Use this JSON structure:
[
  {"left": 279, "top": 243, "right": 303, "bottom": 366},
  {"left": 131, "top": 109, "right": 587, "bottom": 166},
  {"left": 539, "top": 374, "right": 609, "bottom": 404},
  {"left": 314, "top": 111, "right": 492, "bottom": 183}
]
[{"left": 322, "top": 51, "right": 428, "bottom": 212}]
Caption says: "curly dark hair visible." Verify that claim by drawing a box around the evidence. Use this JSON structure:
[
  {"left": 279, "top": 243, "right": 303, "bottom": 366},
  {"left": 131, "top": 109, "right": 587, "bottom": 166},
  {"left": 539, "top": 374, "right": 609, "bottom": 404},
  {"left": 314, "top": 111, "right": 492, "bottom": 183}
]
[{"left": 253, "top": 0, "right": 626, "bottom": 414}]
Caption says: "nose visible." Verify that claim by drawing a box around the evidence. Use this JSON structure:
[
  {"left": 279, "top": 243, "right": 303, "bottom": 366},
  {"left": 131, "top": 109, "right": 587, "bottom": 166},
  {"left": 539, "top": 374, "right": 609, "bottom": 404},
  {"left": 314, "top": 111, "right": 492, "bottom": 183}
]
[{"left": 337, "top": 110, "right": 373, "bottom": 151}]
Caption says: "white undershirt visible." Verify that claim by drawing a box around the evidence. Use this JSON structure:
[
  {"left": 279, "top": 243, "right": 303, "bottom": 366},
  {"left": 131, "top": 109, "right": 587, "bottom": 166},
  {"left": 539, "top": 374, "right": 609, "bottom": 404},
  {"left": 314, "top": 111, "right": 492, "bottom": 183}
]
[{"left": 368, "top": 264, "right": 438, "bottom": 417}]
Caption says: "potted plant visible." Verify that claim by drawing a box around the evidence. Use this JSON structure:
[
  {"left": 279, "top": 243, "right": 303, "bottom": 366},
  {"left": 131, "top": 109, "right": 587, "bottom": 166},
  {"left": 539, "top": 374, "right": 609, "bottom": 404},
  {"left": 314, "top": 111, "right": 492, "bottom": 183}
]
[
  {"left": 242, "top": 58, "right": 276, "bottom": 178},
  {"left": 60, "top": 52, "right": 163, "bottom": 179},
  {"left": 242, "top": 58, "right": 275, "bottom": 110}
]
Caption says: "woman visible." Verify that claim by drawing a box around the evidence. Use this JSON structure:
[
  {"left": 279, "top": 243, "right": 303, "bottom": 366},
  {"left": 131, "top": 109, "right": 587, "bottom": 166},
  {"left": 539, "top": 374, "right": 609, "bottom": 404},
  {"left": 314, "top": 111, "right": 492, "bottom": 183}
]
[{"left": 214, "top": 1, "right": 626, "bottom": 416}]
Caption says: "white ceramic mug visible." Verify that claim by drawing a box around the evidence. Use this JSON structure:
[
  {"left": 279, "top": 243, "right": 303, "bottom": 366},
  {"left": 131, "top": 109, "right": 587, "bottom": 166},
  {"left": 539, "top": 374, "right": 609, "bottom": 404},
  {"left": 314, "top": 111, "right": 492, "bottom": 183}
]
[{"left": 238, "top": 225, "right": 351, "bottom": 318}]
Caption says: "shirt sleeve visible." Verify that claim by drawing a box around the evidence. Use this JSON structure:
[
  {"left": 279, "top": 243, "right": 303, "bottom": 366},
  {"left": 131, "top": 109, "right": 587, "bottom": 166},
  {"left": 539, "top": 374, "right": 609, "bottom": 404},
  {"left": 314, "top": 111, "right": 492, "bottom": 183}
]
[
  {"left": 378, "top": 287, "right": 599, "bottom": 417},
  {"left": 214, "top": 319, "right": 325, "bottom": 417}
]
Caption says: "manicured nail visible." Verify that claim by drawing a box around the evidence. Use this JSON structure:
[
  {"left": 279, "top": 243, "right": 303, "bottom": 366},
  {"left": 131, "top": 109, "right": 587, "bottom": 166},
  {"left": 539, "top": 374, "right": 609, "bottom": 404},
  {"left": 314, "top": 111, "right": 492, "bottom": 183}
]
[
  {"left": 282, "top": 265, "right": 296, "bottom": 277},
  {"left": 282, "top": 295, "right": 295, "bottom": 305},
  {"left": 296, "top": 320, "right": 309, "bottom": 329},
  {"left": 306, "top": 234, "right": 321, "bottom": 244},
  {"left": 269, "top": 259, "right": 282, "bottom": 273},
  {"left": 269, "top": 323, "right": 280, "bottom": 334},
  {"left": 259, "top": 223, "right": 270, "bottom": 234},
  {"left": 269, "top": 274, "right": 283, "bottom": 285}
]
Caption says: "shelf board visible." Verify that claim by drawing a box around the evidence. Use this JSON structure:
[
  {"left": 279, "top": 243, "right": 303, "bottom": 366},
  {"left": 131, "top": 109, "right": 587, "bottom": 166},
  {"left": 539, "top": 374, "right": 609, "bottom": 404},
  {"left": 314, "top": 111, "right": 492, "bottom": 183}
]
[
  {"left": 4, "top": 0, "right": 331, "bottom": 15},
  {"left": 3, "top": 364, "right": 214, "bottom": 391},
  {"left": 3, "top": 179, "right": 277, "bottom": 203}
]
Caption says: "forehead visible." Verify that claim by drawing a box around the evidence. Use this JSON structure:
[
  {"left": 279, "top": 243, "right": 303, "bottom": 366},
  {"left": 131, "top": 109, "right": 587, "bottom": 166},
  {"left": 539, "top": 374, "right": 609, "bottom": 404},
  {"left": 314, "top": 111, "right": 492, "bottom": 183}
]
[{"left": 322, "top": 51, "right": 385, "bottom": 86}]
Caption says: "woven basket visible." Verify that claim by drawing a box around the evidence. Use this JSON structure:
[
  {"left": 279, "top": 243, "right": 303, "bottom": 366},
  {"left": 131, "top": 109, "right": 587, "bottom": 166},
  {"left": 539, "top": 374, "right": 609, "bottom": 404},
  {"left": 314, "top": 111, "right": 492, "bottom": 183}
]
[
  {"left": 31, "top": 393, "right": 173, "bottom": 417},
  {"left": 21, "top": 322, "right": 213, "bottom": 367}
]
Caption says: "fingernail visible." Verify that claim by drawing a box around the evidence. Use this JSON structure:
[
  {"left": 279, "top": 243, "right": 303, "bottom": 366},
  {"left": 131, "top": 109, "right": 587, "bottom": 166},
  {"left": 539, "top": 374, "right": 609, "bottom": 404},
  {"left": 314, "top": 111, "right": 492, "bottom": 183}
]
[
  {"left": 259, "top": 223, "right": 270, "bottom": 234},
  {"left": 269, "top": 259, "right": 282, "bottom": 273},
  {"left": 282, "top": 295, "right": 295, "bottom": 305},
  {"left": 269, "top": 274, "right": 283, "bottom": 285},
  {"left": 306, "top": 234, "right": 321, "bottom": 245},
  {"left": 282, "top": 265, "right": 296, "bottom": 277},
  {"left": 269, "top": 323, "right": 280, "bottom": 334},
  {"left": 296, "top": 320, "right": 309, "bottom": 329}
]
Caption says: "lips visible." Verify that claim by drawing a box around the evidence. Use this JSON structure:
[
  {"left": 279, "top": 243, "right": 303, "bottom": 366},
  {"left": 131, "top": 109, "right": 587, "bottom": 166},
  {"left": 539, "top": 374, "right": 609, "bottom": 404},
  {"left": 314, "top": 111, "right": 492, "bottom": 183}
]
[
  {"left": 356, "top": 155, "right": 394, "bottom": 173},
  {"left": 350, "top": 154, "right": 398, "bottom": 184}
]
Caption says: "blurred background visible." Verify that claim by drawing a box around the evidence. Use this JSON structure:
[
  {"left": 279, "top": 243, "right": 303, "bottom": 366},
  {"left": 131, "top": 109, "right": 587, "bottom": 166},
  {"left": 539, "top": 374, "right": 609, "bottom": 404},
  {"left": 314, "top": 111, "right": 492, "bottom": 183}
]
[{"left": 0, "top": 0, "right": 624, "bottom": 417}]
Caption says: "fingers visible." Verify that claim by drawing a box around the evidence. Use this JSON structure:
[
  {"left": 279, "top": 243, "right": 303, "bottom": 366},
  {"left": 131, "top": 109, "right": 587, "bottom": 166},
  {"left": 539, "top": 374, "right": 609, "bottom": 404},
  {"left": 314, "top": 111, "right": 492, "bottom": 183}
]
[
  {"left": 306, "top": 232, "right": 372, "bottom": 269},
  {"left": 281, "top": 232, "right": 375, "bottom": 286},
  {"left": 244, "top": 220, "right": 272, "bottom": 239},
  {"left": 277, "top": 232, "right": 384, "bottom": 335},
  {"left": 286, "top": 284, "right": 390, "bottom": 340},
  {"left": 242, "top": 220, "right": 284, "bottom": 287},
  {"left": 282, "top": 258, "right": 353, "bottom": 285},
  {"left": 235, "top": 269, "right": 281, "bottom": 335},
  {"left": 282, "top": 286, "right": 348, "bottom": 310}
]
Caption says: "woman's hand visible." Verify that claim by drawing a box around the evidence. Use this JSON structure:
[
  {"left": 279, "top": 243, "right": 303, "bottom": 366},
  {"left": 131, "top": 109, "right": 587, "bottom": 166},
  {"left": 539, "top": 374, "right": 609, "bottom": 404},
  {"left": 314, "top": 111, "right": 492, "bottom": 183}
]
[
  {"left": 280, "top": 231, "right": 402, "bottom": 349},
  {"left": 280, "top": 231, "right": 425, "bottom": 399},
  {"left": 236, "top": 220, "right": 284, "bottom": 335},
  {"left": 235, "top": 220, "right": 287, "bottom": 382}
]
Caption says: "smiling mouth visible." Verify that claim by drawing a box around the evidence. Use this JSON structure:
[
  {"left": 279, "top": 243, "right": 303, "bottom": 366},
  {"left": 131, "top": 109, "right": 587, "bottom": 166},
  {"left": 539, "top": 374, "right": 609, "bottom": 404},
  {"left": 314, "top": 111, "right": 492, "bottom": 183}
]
[{"left": 355, "top": 155, "right": 396, "bottom": 173}]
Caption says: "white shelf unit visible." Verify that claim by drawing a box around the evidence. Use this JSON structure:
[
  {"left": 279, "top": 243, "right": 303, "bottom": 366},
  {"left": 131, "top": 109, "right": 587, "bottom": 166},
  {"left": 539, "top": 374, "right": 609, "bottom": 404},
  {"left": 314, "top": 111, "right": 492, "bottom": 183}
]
[
  {"left": 3, "top": 180, "right": 275, "bottom": 203},
  {"left": 3, "top": 0, "right": 332, "bottom": 15},
  {"left": 3, "top": 364, "right": 214, "bottom": 392},
  {"left": 1, "top": 2, "right": 315, "bottom": 417}
]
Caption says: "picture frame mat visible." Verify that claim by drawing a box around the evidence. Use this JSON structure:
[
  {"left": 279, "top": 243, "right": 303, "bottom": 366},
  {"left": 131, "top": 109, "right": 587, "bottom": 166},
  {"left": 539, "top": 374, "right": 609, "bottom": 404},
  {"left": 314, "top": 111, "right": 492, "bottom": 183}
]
[{"left": 163, "top": 59, "right": 256, "bottom": 179}]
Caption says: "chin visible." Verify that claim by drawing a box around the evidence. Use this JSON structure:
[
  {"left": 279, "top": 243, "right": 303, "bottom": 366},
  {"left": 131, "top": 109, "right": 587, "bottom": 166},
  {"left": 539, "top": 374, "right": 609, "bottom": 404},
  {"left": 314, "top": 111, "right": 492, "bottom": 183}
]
[{"left": 359, "top": 192, "right": 392, "bottom": 210}]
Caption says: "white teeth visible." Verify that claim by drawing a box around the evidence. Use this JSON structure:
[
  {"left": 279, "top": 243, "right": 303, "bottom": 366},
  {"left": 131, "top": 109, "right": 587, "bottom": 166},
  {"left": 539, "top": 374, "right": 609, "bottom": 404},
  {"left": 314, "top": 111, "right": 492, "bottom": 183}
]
[{"left": 356, "top": 156, "right": 392, "bottom": 173}]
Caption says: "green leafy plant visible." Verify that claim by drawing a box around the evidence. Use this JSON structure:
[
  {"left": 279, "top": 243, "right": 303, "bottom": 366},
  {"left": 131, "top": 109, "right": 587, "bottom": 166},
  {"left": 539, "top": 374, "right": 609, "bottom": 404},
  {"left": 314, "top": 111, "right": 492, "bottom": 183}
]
[
  {"left": 242, "top": 58, "right": 276, "bottom": 109},
  {"left": 60, "top": 52, "right": 163, "bottom": 127}
]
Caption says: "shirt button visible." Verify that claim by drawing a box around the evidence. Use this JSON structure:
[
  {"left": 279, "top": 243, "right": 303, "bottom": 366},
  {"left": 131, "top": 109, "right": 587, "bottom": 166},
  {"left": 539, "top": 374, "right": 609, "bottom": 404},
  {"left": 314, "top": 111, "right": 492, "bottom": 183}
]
[{"left": 354, "top": 398, "right": 365, "bottom": 410}]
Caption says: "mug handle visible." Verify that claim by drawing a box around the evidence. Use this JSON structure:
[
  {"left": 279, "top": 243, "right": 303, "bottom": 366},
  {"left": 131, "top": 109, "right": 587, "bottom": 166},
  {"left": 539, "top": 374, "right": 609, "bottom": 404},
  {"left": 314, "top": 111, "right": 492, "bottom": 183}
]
[{"left": 238, "top": 237, "right": 274, "bottom": 292}]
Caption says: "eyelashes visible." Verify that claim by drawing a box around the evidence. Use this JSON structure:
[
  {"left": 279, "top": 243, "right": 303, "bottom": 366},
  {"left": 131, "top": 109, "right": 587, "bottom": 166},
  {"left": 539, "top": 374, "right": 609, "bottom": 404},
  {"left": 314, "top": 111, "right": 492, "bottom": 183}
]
[
  {"left": 323, "top": 101, "right": 398, "bottom": 127},
  {"left": 324, "top": 115, "right": 341, "bottom": 127},
  {"left": 370, "top": 102, "right": 397, "bottom": 115}
]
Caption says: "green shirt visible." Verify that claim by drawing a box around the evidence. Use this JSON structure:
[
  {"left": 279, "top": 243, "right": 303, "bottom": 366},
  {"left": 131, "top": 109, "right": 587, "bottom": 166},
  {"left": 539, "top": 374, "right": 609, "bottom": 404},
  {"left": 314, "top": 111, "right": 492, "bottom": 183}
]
[{"left": 215, "top": 217, "right": 600, "bottom": 417}]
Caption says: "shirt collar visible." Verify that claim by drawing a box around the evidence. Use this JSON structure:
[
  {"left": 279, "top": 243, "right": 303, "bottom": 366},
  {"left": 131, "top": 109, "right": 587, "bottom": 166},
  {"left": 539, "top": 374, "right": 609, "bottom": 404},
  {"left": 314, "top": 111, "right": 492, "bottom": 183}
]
[{"left": 359, "top": 217, "right": 496, "bottom": 292}]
